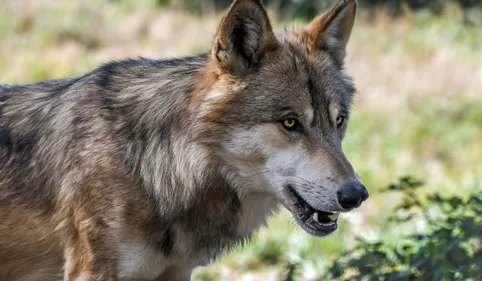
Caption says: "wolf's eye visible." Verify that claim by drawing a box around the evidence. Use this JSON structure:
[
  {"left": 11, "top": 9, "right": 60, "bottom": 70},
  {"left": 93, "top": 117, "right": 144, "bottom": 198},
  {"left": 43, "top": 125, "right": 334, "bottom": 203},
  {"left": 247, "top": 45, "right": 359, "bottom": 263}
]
[
  {"left": 336, "top": 116, "right": 346, "bottom": 128},
  {"left": 283, "top": 119, "right": 296, "bottom": 128},
  {"left": 281, "top": 118, "right": 302, "bottom": 132}
]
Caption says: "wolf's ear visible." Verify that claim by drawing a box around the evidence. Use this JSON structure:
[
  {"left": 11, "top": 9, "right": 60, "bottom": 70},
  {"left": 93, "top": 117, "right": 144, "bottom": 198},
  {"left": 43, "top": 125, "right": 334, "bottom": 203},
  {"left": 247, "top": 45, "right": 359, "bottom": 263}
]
[
  {"left": 212, "top": 0, "right": 279, "bottom": 76},
  {"left": 306, "top": 0, "right": 357, "bottom": 65}
]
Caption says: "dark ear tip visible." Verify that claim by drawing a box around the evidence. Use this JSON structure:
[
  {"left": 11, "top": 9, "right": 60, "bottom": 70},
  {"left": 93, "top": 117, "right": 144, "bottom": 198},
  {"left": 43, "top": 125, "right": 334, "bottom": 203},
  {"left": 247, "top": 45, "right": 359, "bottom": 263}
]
[
  {"left": 335, "top": 0, "right": 358, "bottom": 13},
  {"left": 329, "top": 0, "right": 357, "bottom": 16},
  {"left": 343, "top": 0, "right": 357, "bottom": 5}
]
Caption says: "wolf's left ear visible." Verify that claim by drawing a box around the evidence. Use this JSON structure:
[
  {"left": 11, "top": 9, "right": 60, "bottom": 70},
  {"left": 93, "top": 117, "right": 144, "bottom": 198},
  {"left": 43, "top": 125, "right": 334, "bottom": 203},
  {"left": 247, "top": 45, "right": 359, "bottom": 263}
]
[
  {"left": 306, "top": 0, "right": 357, "bottom": 65},
  {"left": 212, "top": 0, "right": 279, "bottom": 76}
]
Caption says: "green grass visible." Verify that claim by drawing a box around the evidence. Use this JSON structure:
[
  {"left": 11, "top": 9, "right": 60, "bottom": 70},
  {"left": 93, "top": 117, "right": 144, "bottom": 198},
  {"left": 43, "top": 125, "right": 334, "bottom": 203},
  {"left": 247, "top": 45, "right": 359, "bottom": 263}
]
[{"left": 1, "top": 1, "right": 481, "bottom": 280}]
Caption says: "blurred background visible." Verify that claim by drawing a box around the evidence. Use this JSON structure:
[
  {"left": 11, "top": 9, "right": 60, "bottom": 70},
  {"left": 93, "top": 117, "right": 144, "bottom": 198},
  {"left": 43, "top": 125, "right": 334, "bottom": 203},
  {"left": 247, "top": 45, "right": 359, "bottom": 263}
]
[{"left": 1, "top": 0, "right": 481, "bottom": 280}]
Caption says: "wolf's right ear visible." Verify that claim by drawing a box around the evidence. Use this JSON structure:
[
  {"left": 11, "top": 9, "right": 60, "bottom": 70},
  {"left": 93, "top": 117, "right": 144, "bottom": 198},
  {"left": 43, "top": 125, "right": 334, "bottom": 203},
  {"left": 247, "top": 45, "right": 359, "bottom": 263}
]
[{"left": 212, "top": 0, "right": 279, "bottom": 76}]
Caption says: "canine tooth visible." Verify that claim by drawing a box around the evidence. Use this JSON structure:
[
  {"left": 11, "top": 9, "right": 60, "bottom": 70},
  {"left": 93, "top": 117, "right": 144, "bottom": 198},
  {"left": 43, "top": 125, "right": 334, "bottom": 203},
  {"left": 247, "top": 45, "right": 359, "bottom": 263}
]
[
  {"left": 327, "top": 213, "right": 339, "bottom": 221},
  {"left": 313, "top": 212, "right": 319, "bottom": 222}
]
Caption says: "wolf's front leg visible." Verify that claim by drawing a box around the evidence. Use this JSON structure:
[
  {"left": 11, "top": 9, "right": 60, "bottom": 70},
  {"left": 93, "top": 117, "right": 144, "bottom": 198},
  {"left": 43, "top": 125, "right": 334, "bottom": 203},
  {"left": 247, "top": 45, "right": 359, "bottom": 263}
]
[{"left": 62, "top": 211, "right": 119, "bottom": 281}]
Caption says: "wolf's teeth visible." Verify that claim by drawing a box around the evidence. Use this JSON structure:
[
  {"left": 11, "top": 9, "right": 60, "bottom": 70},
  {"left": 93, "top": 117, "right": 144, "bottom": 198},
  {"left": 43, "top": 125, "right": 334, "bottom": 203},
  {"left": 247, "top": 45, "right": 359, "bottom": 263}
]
[
  {"left": 313, "top": 212, "right": 319, "bottom": 222},
  {"left": 327, "top": 213, "right": 339, "bottom": 221}
]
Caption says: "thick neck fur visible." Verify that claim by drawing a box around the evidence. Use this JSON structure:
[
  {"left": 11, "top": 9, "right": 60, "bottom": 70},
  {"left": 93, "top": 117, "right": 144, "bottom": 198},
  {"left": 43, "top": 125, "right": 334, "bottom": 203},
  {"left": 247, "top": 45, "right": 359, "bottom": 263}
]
[
  {"left": 98, "top": 54, "right": 279, "bottom": 260},
  {"left": 98, "top": 54, "right": 280, "bottom": 260},
  {"left": 99, "top": 54, "right": 219, "bottom": 215}
]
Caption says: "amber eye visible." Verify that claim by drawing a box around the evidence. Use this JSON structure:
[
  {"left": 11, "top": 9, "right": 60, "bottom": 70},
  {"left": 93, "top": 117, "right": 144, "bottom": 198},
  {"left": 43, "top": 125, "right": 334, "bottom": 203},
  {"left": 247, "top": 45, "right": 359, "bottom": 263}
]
[
  {"left": 283, "top": 119, "right": 296, "bottom": 128},
  {"left": 336, "top": 116, "right": 345, "bottom": 128},
  {"left": 281, "top": 118, "right": 302, "bottom": 132}
]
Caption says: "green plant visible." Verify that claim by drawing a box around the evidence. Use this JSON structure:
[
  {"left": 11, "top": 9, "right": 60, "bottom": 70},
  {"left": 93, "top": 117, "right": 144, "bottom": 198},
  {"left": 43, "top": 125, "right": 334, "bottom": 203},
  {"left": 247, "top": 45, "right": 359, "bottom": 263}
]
[{"left": 322, "top": 177, "right": 482, "bottom": 281}]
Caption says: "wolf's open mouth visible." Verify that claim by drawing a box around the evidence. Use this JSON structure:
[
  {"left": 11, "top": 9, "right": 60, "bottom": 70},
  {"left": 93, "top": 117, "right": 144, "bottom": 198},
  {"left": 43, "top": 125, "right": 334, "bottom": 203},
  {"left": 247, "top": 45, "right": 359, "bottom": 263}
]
[{"left": 287, "top": 186, "right": 339, "bottom": 236}]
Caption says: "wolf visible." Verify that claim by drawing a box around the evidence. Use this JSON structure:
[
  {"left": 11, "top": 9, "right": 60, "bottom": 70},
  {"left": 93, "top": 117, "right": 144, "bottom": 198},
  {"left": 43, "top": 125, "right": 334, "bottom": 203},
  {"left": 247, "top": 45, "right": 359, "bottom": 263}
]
[{"left": 0, "top": 0, "right": 368, "bottom": 280}]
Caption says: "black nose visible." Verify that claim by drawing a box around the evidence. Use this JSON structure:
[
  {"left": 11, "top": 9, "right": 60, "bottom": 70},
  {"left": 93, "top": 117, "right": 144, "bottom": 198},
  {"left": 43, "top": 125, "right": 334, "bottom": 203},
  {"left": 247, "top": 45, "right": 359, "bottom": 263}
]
[{"left": 337, "top": 181, "right": 369, "bottom": 210}]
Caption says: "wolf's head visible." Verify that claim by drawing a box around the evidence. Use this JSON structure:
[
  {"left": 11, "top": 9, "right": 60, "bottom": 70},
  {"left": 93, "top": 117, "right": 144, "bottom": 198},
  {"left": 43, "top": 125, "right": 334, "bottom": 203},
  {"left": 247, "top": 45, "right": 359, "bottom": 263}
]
[{"left": 195, "top": 0, "right": 368, "bottom": 236}]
